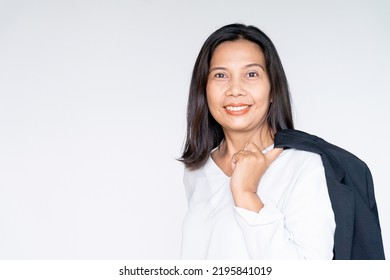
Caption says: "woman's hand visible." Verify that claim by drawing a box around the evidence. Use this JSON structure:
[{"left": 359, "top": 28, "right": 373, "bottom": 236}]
[{"left": 230, "top": 143, "right": 283, "bottom": 212}]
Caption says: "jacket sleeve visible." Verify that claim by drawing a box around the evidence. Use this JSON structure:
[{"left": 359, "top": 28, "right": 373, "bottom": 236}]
[{"left": 234, "top": 155, "right": 336, "bottom": 259}]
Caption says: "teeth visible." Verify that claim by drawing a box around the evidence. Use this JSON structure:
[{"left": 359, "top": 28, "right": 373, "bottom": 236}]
[{"left": 225, "top": 105, "right": 249, "bottom": 112}]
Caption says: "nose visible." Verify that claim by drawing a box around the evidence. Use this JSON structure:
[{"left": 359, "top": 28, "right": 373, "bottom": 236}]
[{"left": 226, "top": 77, "right": 245, "bottom": 96}]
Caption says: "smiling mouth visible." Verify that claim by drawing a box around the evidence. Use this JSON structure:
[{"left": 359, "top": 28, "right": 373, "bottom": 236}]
[{"left": 224, "top": 105, "right": 250, "bottom": 112}]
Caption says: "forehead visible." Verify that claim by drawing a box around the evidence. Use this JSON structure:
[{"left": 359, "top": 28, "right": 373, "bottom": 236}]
[{"left": 210, "top": 39, "right": 265, "bottom": 66}]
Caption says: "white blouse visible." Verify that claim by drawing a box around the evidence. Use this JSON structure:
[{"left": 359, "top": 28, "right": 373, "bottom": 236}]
[{"left": 180, "top": 147, "right": 336, "bottom": 259}]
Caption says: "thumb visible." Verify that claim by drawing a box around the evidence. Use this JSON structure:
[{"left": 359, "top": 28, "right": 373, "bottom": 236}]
[
  {"left": 231, "top": 151, "right": 243, "bottom": 171},
  {"left": 264, "top": 148, "right": 283, "bottom": 165}
]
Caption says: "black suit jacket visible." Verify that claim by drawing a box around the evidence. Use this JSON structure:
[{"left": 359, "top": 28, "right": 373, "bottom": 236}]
[{"left": 274, "top": 129, "right": 385, "bottom": 260}]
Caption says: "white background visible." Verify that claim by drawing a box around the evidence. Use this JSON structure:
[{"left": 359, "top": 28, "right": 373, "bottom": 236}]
[{"left": 0, "top": 0, "right": 389, "bottom": 259}]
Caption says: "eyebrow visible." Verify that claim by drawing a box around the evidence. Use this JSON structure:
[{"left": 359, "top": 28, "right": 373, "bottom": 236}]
[
  {"left": 209, "top": 63, "right": 265, "bottom": 73},
  {"left": 245, "top": 63, "right": 265, "bottom": 70}
]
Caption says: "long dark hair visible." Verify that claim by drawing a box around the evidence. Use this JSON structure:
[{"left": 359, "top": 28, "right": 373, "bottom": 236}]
[{"left": 180, "top": 23, "right": 294, "bottom": 170}]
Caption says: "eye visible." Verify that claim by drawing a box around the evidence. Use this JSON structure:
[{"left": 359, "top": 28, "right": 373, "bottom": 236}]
[
  {"left": 246, "top": 71, "right": 259, "bottom": 78},
  {"left": 214, "top": 72, "right": 227, "bottom": 78}
]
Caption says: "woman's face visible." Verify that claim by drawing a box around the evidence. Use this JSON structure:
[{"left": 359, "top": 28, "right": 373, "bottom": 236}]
[{"left": 206, "top": 39, "right": 271, "bottom": 134}]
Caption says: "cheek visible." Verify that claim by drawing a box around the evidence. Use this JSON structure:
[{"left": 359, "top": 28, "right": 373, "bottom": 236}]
[
  {"left": 206, "top": 90, "right": 222, "bottom": 121},
  {"left": 254, "top": 84, "right": 271, "bottom": 102},
  {"left": 206, "top": 94, "right": 218, "bottom": 116},
  {"left": 206, "top": 85, "right": 219, "bottom": 108}
]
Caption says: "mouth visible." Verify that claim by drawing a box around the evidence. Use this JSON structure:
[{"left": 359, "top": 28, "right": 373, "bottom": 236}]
[
  {"left": 225, "top": 105, "right": 250, "bottom": 112},
  {"left": 223, "top": 104, "right": 251, "bottom": 115}
]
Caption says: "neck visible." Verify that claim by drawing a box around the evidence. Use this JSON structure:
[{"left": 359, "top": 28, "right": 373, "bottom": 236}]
[{"left": 218, "top": 125, "right": 274, "bottom": 158}]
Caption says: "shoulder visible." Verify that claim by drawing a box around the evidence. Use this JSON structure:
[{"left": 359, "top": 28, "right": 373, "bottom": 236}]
[
  {"left": 277, "top": 148, "right": 324, "bottom": 171},
  {"left": 183, "top": 159, "right": 209, "bottom": 201},
  {"left": 266, "top": 148, "right": 325, "bottom": 190},
  {"left": 183, "top": 165, "right": 206, "bottom": 188},
  {"left": 267, "top": 148, "right": 327, "bottom": 194}
]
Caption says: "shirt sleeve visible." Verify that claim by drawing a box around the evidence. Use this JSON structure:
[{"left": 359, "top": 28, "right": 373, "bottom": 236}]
[{"left": 234, "top": 156, "right": 335, "bottom": 260}]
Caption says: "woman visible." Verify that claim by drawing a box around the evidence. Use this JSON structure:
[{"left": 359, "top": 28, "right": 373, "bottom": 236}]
[{"left": 179, "top": 23, "right": 336, "bottom": 259}]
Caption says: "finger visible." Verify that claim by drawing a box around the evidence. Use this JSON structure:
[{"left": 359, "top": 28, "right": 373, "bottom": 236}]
[
  {"left": 231, "top": 152, "right": 243, "bottom": 170},
  {"left": 232, "top": 151, "right": 245, "bottom": 164},
  {"left": 264, "top": 148, "right": 283, "bottom": 164},
  {"left": 231, "top": 160, "right": 236, "bottom": 171}
]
